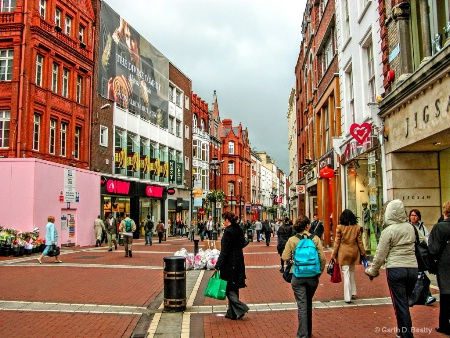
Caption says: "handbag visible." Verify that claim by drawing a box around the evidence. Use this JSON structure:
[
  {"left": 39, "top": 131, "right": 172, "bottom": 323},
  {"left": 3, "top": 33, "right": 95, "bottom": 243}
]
[
  {"left": 283, "top": 261, "right": 293, "bottom": 283},
  {"left": 204, "top": 271, "right": 227, "bottom": 300},
  {"left": 327, "top": 259, "right": 335, "bottom": 276},
  {"left": 412, "top": 225, "right": 430, "bottom": 272},
  {"left": 48, "top": 244, "right": 60, "bottom": 257},
  {"left": 409, "top": 272, "right": 431, "bottom": 307},
  {"left": 331, "top": 261, "right": 342, "bottom": 283}
]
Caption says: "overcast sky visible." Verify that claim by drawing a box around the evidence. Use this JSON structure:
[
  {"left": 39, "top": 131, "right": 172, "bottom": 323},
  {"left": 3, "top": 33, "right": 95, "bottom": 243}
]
[{"left": 104, "top": 0, "right": 306, "bottom": 174}]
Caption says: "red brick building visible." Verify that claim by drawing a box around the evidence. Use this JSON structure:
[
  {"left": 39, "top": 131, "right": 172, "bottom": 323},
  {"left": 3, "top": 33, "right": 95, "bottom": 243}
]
[
  {"left": 219, "top": 118, "right": 251, "bottom": 221},
  {"left": 0, "top": 0, "right": 95, "bottom": 167}
]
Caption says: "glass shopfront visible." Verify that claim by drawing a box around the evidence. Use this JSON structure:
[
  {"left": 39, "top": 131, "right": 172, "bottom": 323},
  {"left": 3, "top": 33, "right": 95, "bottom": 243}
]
[{"left": 440, "top": 148, "right": 450, "bottom": 204}]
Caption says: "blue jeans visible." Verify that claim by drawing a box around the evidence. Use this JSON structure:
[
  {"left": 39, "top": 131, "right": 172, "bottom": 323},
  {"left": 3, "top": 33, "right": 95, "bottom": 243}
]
[
  {"left": 386, "top": 267, "right": 418, "bottom": 338},
  {"left": 291, "top": 275, "right": 319, "bottom": 338},
  {"left": 145, "top": 231, "right": 153, "bottom": 245}
]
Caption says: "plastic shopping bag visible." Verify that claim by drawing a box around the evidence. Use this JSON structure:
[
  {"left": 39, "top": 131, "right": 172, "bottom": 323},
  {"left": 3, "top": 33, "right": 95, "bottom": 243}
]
[{"left": 204, "top": 271, "right": 227, "bottom": 300}]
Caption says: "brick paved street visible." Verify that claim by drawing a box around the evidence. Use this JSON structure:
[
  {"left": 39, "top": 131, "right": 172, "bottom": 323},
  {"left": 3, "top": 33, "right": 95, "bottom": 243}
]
[{"left": 0, "top": 235, "right": 442, "bottom": 337}]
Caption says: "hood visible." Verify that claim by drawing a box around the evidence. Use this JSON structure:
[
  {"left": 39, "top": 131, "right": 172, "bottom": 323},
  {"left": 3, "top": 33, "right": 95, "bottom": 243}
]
[{"left": 384, "top": 199, "right": 408, "bottom": 227}]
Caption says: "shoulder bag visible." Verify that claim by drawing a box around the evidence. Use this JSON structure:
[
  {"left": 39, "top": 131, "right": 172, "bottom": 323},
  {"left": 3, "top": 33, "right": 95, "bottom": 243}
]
[
  {"left": 412, "top": 225, "right": 430, "bottom": 272},
  {"left": 283, "top": 261, "right": 293, "bottom": 283}
]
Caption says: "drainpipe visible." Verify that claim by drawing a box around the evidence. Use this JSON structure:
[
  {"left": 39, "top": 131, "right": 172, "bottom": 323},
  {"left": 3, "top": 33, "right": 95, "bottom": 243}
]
[{"left": 16, "top": 0, "right": 28, "bottom": 158}]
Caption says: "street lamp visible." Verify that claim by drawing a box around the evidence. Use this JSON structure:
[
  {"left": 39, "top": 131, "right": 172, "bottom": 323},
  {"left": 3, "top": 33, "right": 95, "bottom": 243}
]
[
  {"left": 238, "top": 180, "right": 242, "bottom": 221},
  {"left": 209, "top": 155, "right": 222, "bottom": 231}
]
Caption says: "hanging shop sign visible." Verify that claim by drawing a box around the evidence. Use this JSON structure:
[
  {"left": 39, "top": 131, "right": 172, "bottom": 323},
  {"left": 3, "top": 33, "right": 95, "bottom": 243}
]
[
  {"left": 350, "top": 123, "right": 372, "bottom": 145},
  {"left": 296, "top": 185, "right": 306, "bottom": 195},
  {"left": 340, "top": 124, "right": 380, "bottom": 164}
]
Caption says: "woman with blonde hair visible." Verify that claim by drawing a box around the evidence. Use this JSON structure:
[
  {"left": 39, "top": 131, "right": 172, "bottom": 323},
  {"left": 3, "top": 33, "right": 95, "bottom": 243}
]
[{"left": 37, "top": 216, "right": 62, "bottom": 264}]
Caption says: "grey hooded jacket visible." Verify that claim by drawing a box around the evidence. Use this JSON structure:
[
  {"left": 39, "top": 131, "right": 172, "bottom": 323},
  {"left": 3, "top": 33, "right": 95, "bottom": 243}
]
[{"left": 366, "top": 200, "right": 425, "bottom": 277}]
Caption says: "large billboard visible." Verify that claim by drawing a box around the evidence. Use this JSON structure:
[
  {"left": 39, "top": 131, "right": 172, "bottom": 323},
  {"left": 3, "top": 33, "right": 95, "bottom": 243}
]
[{"left": 98, "top": 2, "right": 169, "bottom": 129}]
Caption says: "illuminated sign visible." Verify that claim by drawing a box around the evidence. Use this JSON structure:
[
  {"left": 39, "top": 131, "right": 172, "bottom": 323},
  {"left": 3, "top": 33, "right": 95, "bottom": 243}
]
[
  {"left": 106, "top": 180, "right": 130, "bottom": 195},
  {"left": 146, "top": 185, "right": 164, "bottom": 198}
]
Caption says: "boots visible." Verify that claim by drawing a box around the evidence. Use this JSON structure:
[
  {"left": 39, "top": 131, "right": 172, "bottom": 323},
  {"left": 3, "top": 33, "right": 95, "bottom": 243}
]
[{"left": 95, "top": 239, "right": 100, "bottom": 247}]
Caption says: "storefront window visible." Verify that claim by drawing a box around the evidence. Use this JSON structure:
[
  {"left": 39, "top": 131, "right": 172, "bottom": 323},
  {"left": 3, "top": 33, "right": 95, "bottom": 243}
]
[
  {"left": 140, "top": 138, "right": 150, "bottom": 180},
  {"left": 127, "top": 133, "right": 140, "bottom": 178},
  {"left": 114, "top": 128, "right": 126, "bottom": 175}
]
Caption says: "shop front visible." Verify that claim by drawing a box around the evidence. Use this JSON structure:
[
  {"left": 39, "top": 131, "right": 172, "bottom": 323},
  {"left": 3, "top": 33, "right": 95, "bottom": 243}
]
[
  {"left": 101, "top": 176, "right": 166, "bottom": 237},
  {"left": 339, "top": 124, "right": 384, "bottom": 250}
]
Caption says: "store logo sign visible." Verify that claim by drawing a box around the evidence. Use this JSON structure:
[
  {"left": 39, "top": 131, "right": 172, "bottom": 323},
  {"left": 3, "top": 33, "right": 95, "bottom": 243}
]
[
  {"left": 146, "top": 185, "right": 163, "bottom": 198},
  {"left": 350, "top": 123, "right": 371, "bottom": 145},
  {"left": 106, "top": 180, "right": 130, "bottom": 195}
]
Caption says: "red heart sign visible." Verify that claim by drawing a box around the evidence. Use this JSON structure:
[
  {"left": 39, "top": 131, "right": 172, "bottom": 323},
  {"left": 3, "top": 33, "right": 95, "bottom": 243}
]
[{"left": 350, "top": 123, "right": 372, "bottom": 145}]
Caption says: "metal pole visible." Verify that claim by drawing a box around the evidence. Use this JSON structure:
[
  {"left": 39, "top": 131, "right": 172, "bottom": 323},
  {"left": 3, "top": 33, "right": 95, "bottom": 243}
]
[
  {"left": 239, "top": 181, "right": 242, "bottom": 221},
  {"left": 213, "top": 170, "right": 217, "bottom": 231}
]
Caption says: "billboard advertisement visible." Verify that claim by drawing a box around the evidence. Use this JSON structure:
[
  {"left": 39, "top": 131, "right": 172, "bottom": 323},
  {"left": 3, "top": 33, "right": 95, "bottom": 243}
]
[{"left": 98, "top": 2, "right": 169, "bottom": 129}]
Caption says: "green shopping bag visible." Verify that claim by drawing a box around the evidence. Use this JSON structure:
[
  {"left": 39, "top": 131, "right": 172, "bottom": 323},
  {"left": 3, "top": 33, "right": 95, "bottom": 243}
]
[{"left": 204, "top": 271, "right": 227, "bottom": 300}]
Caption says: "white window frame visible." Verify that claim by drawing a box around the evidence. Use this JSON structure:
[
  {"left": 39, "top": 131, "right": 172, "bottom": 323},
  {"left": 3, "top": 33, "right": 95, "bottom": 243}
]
[
  {"left": 60, "top": 122, "right": 67, "bottom": 156},
  {"left": 176, "top": 120, "right": 181, "bottom": 137},
  {"left": 65, "top": 15, "right": 72, "bottom": 36},
  {"left": 39, "top": 0, "right": 46, "bottom": 19},
  {"left": 192, "top": 139, "right": 199, "bottom": 159},
  {"left": 185, "top": 156, "right": 190, "bottom": 170},
  {"left": 0, "top": 49, "right": 13, "bottom": 81},
  {"left": 76, "top": 75, "right": 82, "bottom": 103},
  {"left": 79, "top": 24, "right": 85, "bottom": 42},
  {"left": 228, "top": 141, "right": 235, "bottom": 154},
  {"left": 366, "top": 41, "right": 376, "bottom": 103},
  {"left": 33, "top": 114, "right": 40, "bottom": 151},
  {"left": 168, "top": 116, "right": 174, "bottom": 134},
  {"left": 55, "top": 8, "right": 61, "bottom": 28},
  {"left": 52, "top": 62, "right": 58, "bottom": 93},
  {"left": 0, "top": 110, "right": 10, "bottom": 148},
  {"left": 49, "top": 118, "right": 56, "bottom": 154},
  {"left": 62, "top": 68, "right": 69, "bottom": 98},
  {"left": 347, "top": 67, "right": 355, "bottom": 124},
  {"left": 74, "top": 126, "right": 80, "bottom": 159},
  {"left": 1, "top": 0, "right": 16, "bottom": 12},
  {"left": 100, "top": 125, "right": 108, "bottom": 147},
  {"left": 185, "top": 125, "right": 189, "bottom": 139},
  {"left": 228, "top": 162, "right": 234, "bottom": 174},
  {"left": 35, "top": 54, "right": 43, "bottom": 87}
]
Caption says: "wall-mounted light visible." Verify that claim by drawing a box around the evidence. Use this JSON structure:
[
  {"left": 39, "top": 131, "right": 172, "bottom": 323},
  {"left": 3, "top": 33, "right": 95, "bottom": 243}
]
[{"left": 101, "top": 103, "right": 111, "bottom": 110}]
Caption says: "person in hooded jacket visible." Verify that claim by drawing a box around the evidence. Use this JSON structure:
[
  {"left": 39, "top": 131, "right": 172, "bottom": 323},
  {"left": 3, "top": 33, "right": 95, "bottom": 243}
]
[
  {"left": 215, "top": 211, "right": 249, "bottom": 320},
  {"left": 365, "top": 200, "right": 426, "bottom": 338},
  {"left": 277, "top": 219, "right": 294, "bottom": 272}
]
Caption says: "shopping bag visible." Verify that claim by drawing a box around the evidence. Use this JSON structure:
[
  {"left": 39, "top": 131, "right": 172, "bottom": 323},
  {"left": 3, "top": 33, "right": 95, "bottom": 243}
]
[
  {"left": 48, "top": 244, "right": 60, "bottom": 257},
  {"left": 331, "top": 262, "right": 342, "bottom": 283},
  {"left": 409, "top": 272, "right": 431, "bottom": 307},
  {"left": 204, "top": 271, "right": 227, "bottom": 300}
]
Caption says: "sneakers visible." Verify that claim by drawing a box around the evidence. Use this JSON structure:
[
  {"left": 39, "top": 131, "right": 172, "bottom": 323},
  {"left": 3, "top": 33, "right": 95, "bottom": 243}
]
[{"left": 426, "top": 296, "right": 436, "bottom": 305}]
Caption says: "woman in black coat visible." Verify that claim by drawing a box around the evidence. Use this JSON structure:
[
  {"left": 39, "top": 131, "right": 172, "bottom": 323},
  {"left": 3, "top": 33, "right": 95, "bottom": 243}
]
[
  {"left": 215, "top": 211, "right": 249, "bottom": 320},
  {"left": 428, "top": 200, "right": 450, "bottom": 335}
]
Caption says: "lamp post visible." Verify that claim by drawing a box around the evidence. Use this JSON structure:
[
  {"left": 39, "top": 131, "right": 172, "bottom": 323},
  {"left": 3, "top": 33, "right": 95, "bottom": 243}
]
[
  {"left": 209, "top": 156, "right": 222, "bottom": 231},
  {"left": 238, "top": 180, "right": 242, "bottom": 221}
]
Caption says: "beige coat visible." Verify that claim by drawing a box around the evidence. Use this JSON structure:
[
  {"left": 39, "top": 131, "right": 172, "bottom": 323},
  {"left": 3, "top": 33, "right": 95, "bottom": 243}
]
[
  {"left": 119, "top": 217, "right": 136, "bottom": 235},
  {"left": 281, "top": 231, "right": 326, "bottom": 274},
  {"left": 331, "top": 224, "right": 366, "bottom": 266},
  {"left": 94, "top": 218, "right": 105, "bottom": 240}
]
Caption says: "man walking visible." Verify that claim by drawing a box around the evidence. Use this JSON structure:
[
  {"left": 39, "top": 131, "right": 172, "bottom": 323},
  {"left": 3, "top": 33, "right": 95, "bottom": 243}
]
[
  {"left": 254, "top": 219, "right": 262, "bottom": 242},
  {"left": 310, "top": 214, "right": 324, "bottom": 240},
  {"left": 119, "top": 213, "right": 136, "bottom": 257},
  {"left": 144, "top": 215, "right": 154, "bottom": 245},
  {"left": 106, "top": 213, "right": 118, "bottom": 251}
]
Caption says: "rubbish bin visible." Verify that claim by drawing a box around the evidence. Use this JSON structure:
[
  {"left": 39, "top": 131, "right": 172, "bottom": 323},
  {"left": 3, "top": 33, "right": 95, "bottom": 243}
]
[
  {"left": 118, "top": 234, "right": 124, "bottom": 246},
  {"left": 247, "top": 229, "right": 253, "bottom": 242},
  {"left": 212, "top": 230, "right": 218, "bottom": 240},
  {"left": 163, "top": 256, "right": 186, "bottom": 312}
]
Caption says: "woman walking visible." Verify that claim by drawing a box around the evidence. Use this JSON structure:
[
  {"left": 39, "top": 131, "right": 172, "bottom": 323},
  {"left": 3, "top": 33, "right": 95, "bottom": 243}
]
[
  {"left": 277, "top": 218, "right": 294, "bottom": 272},
  {"left": 365, "top": 200, "right": 423, "bottom": 338},
  {"left": 37, "top": 216, "right": 62, "bottom": 264},
  {"left": 215, "top": 211, "right": 249, "bottom": 320},
  {"left": 331, "top": 209, "right": 366, "bottom": 303},
  {"left": 282, "top": 216, "right": 325, "bottom": 338}
]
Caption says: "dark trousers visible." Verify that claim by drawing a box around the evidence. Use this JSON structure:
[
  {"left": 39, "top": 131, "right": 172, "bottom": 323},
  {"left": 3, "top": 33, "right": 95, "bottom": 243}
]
[
  {"left": 158, "top": 232, "right": 163, "bottom": 243},
  {"left": 226, "top": 284, "right": 249, "bottom": 318},
  {"left": 256, "top": 230, "right": 261, "bottom": 241},
  {"left": 439, "top": 293, "right": 450, "bottom": 332},
  {"left": 291, "top": 275, "right": 319, "bottom": 338},
  {"left": 265, "top": 231, "right": 271, "bottom": 245},
  {"left": 386, "top": 267, "right": 418, "bottom": 338}
]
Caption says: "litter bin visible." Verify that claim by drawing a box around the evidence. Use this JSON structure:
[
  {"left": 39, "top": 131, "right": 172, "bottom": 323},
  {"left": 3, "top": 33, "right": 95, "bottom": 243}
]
[
  {"left": 163, "top": 256, "right": 186, "bottom": 312},
  {"left": 118, "top": 234, "right": 124, "bottom": 246},
  {"left": 212, "top": 230, "right": 218, "bottom": 240},
  {"left": 247, "top": 229, "right": 253, "bottom": 242}
]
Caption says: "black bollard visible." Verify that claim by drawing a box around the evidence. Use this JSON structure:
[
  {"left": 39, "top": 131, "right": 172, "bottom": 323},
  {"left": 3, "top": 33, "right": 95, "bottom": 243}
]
[
  {"left": 194, "top": 239, "right": 199, "bottom": 256},
  {"left": 247, "top": 229, "right": 253, "bottom": 242},
  {"left": 163, "top": 256, "right": 186, "bottom": 312},
  {"left": 212, "top": 230, "right": 218, "bottom": 240}
]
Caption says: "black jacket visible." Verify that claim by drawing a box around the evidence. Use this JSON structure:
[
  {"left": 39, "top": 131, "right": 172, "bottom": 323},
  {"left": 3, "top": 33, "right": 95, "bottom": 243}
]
[
  {"left": 428, "top": 218, "right": 450, "bottom": 293},
  {"left": 215, "top": 222, "right": 247, "bottom": 289}
]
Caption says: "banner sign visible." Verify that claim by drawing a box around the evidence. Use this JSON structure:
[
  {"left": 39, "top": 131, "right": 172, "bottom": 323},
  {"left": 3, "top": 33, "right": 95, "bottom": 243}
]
[
  {"left": 169, "top": 160, "right": 175, "bottom": 183},
  {"left": 193, "top": 180, "right": 202, "bottom": 207},
  {"left": 64, "top": 169, "right": 77, "bottom": 202},
  {"left": 98, "top": 2, "right": 169, "bottom": 128},
  {"left": 176, "top": 163, "right": 183, "bottom": 185}
]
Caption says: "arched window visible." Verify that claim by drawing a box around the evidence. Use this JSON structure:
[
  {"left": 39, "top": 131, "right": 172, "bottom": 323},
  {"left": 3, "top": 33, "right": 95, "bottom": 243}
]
[
  {"left": 200, "top": 119, "right": 205, "bottom": 131},
  {"left": 192, "top": 114, "right": 197, "bottom": 129}
]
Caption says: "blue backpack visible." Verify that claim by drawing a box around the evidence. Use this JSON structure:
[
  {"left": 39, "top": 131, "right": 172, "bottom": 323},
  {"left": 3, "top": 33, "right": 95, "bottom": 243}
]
[{"left": 293, "top": 234, "right": 321, "bottom": 278}]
